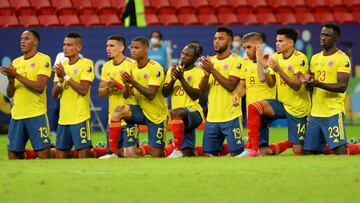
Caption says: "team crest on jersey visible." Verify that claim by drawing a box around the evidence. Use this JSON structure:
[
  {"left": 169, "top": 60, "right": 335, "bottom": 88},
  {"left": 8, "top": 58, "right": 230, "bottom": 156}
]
[
  {"left": 328, "top": 60, "right": 334, "bottom": 67},
  {"left": 73, "top": 68, "right": 78, "bottom": 74},
  {"left": 223, "top": 64, "right": 228, "bottom": 70},
  {"left": 156, "top": 71, "right": 161, "bottom": 77},
  {"left": 287, "top": 66, "right": 293, "bottom": 72},
  {"left": 143, "top": 73, "right": 148, "bottom": 80},
  {"left": 187, "top": 75, "right": 192, "bottom": 82},
  {"left": 44, "top": 62, "right": 50, "bottom": 68},
  {"left": 300, "top": 60, "right": 305, "bottom": 66},
  {"left": 87, "top": 67, "right": 92, "bottom": 73},
  {"left": 345, "top": 61, "right": 350, "bottom": 68},
  {"left": 30, "top": 62, "right": 36, "bottom": 68}
]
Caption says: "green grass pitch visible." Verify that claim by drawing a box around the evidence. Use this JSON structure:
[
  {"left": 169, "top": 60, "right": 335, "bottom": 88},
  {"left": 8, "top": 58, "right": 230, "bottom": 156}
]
[{"left": 0, "top": 126, "right": 360, "bottom": 203}]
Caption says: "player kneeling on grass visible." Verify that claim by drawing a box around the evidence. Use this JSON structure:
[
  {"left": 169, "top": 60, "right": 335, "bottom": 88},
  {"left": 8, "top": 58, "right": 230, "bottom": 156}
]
[
  {"left": 162, "top": 43, "right": 205, "bottom": 158},
  {"left": 297, "top": 23, "right": 360, "bottom": 155},
  {"left": 0, "top": 30, "right": 52, "bottom": 159},
  {"left": 99, "top": 37, "right": 168, "bottom": 158},
  {"left": 52, "top": 32, "right": 95, "bottom": 158},
  {"left": 98, "top": 35, "right": 139, "bottom": 159}
]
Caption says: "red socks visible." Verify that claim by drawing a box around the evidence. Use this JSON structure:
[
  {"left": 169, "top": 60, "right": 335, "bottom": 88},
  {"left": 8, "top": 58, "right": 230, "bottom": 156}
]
[
  {"left": 219, "top": 144, "right": 229, "bottom": 156},
  {"left": 171, "top": 117, "right": 185, "bottom": 150},
  {"left": 270, "top": 140, "right": 293, "bottom": 155},
  {"left": 247, "top": 102, "right": 263, "bottom": 151},
  {"left": 24, "top": 149, "right": 37, "bottom": 159},
  {"left": 138, "top": 144, "right": 152, "bottom": 156},
  {"left": 347, "top": 143, "right": 360, "bottom": 155},
  {"left": 163, "top": 144, "right": 176, "bottom": 157},
  {"left": 91, "top": 148, "right": 108, "bottom": 157},
  {"left": 109, "top": 120, "right": 122, "bottom": 154}
]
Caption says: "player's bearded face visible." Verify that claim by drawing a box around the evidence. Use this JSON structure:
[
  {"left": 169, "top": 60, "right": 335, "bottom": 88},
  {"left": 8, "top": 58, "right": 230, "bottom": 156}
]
[
  {"left": 243, "top": 42, "right": 256, "bottom": 60},
  {"left": 320, "top": 27, "right": 336, "bottom": 50},
  {"left": 213, "top": 32, "right": 229, "bottom": 54},
  {"left": 20, "top": 31, "right": 37, "bottom": 54}
]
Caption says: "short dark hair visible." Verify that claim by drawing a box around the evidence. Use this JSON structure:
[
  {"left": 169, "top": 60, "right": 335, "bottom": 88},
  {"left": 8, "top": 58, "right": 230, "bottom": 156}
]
[
  {"left": 216, "top": 26, "right": 233, "bottom": 39},
  {"left": 66, "top": 32, "right": 82, "bottom": 44},
  {"left": 259, "top": 32, "right": 266, "bottom": 43},
  {"left": 242, "top": 32, "right": 262, "bottom": 43},
  {"left": 26, "top": 29, "right": 40, "bottom": 42},
  {"left": 188, "top": 42, "right": 203, "bottom": 58},
  {"left": 234, "top": 34, "right": 242, "bottom": 38},
  {"left": 107, "top": 35, "right": 126, "bottom": 47},
  {"left": 150, "top": 31, "right": 162, "bottom": 40},
  {"left": 323, "top": 22, "right": 341, "bottom": 36},
  {"left": 132, "top": 37, "right": 149, "bottom": 47},
  {"left": 276, "top": 27, "right": 297, "bottom": 43}
]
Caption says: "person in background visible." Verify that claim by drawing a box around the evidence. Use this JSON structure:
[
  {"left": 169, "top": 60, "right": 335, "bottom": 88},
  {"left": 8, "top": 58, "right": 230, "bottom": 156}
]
[
  {"left": 148, "top": 31, "right": 171, "bottom": 72},
  {"left": 231, "top": 34, "right": 246, "bottom": 58},
  {"left": 259, "top": 32, "right": 275, "bottom": 57}
]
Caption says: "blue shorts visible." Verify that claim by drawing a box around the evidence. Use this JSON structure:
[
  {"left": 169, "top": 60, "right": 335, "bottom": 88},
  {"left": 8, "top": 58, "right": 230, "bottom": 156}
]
[
  {"left": 105, "top": 124, "right": 139, "bottom": 150},
  {"left": 181, "top": 108, "right": 202, "bottom": 150},
  {"left": 8, "top": 114, "right": 51, "bottom": 152},
  {"left": 203, "top": 117, "right": 244, "bottom": 154},
  {"left": 304, "top": 113, "right": 347, "bottom": 151},
  {"left": 260, "top": 99, "right": 307, "bottom": 145},
  {"left": 56, "top": 119, "right": 92, "bottom": 150},
  {"left": 126, "top": 105, "right": 167, "bottom": 149}
]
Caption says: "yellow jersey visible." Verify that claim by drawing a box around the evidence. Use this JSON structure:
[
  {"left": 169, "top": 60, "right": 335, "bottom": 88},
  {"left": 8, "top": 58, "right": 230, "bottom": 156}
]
[
  {"left": 310, "top": 50, "right": 351, "bottom": 117},
  {"left": 164, "top": 66, "right": 204, "bottom": 118},
  {"left": 54, "top": 58, "right": 95, "bottom": 125},
  {"left": 11, "top": 52, "right": 52, "bottom": 119},
  {"left": 132, "top": 59, "right": 168, "bottom": 124},
  {"left": 207, "top": 54, "right": 243, "bottom": 122},
  {"left": 101, "top": 57, "right": 137, "bottom": 124},
  {"left": 239, "top": 59, "right": 276, "bottom": 107},
  {"left": 271, "top": 51, "right": 311, "bottom": 118}
]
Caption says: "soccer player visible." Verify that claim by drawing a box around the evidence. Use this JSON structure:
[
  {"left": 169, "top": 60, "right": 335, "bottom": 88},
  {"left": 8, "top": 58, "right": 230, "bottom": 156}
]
[
  {"left": 98, "top": 35, "right": 138, "bottom": 159},
  {"left": 0, "top": 30, "right": 52, "bottom": 159},
  {"left": 199, "top": 26, "right": 245, "bottom": 156},
  {"left": 240, "top": 28, "right": 311, "bottom": 157},
  {"left": 162, "top": 43, "right": 204, "bottom": 158},
  {"left": 299, "top": 23, "right": 352, "bottom": 155},
  {"left": 52, "top": 32, "right": 95, "bottom": 158},
  {"left": 100, "top": 37, "right": 168, "bottom": 158}
]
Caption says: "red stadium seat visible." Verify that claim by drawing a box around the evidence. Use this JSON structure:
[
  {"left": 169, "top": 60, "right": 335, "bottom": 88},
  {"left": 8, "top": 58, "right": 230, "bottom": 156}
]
[
  {"left": 0, "top": 15, "right": 19, "bottom": 27},
  {"left": 291, "top": 0, "right": 309, "bottom": 13},
  {"left": 295, "top": 12, "right": 316, "bottom": 24},
  {"left": 143, "top": 0, "right": 155, "bottom": 15},
  {"left": 323, "top": 0, "right": 348, "bottom": 12},
  {"left": 237, "top": 13, "right": 258, "bottom": 25},
  {"left": 217, "top": 13, "right": 239, "bottom": 25},
  {"left": 109, "top": 0, "right": 125, "bottom": 12},
  {"left": 71, "top": 0, "right": 97, "bottom": 14},
  {"left": 51, "top": 0, "right": 77, "bottom": 15},
  {"left": 267, "top": 0, "right": 293, "bottom": 14},
  {"left": 314, "top": 12, "right": 335, "bottom": 24},
  {"left": 0, "top": 0, "right": 16, "bottom": 16},
  {"left": 169, "top": 0, "right": 193, "bottom": 15},
  {"left": 306, "top": 0, "right": 330, "bottom": 13},
  {"left": 149, "top": 0, "right": 174, "bottom": 15},
  {"left": 275, "top": 13, "right": 297, "bottom": 25},
  {"left": 158, "top": 14, "right": 181, "bottom": 25},
  {"left": 227, "top": 0, "right": 252, "bottom": 14},
  {"left": 90, "top": 0, "right": 117, "bottom": 15},
  {"left": 38, "top": 14, "right": 61, "bottom": 26},
  {"left": 59, "top": 14, "right": 84, "bottom": 26},
  {"left": 334, "top": 12, "right": 356, "bottom": 24},
  {"left": 79, "top": 14, "right": 103, "bottom": 26},
  {"left": 344, "top": 0, "right": 360, "bottom": 7},
  {"left": 177, "top": 14, "right": 201, "bottom": 25},
  {"left": 18, "top": 15, "right": 40, "bottom": 27},
  {"left": 256, "top": 13, "right": 277, "bottom": 24},
  {"left": 29, "top": 0, "right": 56, "bottom": 15},
  {"left": 353, "top": 12, "right": 360, "bottom": 23},
  {"left": 145, "top": 14, "right": 161, "bottom": 26},
  {"left": 10, "top": 0, "right": 36, "bottom": 16},
  {"left": 250, "top": 0, "right": 270, "bottom": 14},
  {"left": 197, "top": 14, "right": 218, "bottom": 25},
  {"left": 99, "top": 14, "right": 121, "bottom": 26},
  {"left": 190, "top": 0, "right": 214, "bottom": 15},
  {"left": 208, "top": 0, "right": 233, "bottom": 15}
]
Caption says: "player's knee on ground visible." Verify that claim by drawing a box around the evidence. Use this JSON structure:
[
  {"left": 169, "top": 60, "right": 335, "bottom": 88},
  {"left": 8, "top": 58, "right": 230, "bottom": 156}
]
[
  {"left": 170, "top": 108, "right": 186, "bottom": 119},
  {"left": 292, "top": 144, "right": 304, "bottom": 155},
  {"left": 77, "top": 147, "right": 93, "bottom": 158},
  {"left": 8, "top": 151, "right": 25, "bottom": 159},
  {"left": 332, "top": 145, "right": 347, "bottom": 155},
  {"left": 151, "top": 148, "right": 164, "bottom": 157},
  {"left": 56, "top": 149, "right": 72, "bottom": 158},
  {"left": 112, "top": 105, "right": 131, "bottom": 121},
  {"left": 123, "top": 146, "right": 139, "bottom": 158},
  {"left": 182, "top": 149, "right": 195, "bottom": 157},
  {"left": 36, "top": 148, "right": 51, "bottom": 159}
]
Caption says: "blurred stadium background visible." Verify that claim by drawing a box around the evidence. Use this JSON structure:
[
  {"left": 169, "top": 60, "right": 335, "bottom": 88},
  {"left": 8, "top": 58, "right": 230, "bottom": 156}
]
[{"left": 1, "top": 0, "right": 360, "bottom": 133}]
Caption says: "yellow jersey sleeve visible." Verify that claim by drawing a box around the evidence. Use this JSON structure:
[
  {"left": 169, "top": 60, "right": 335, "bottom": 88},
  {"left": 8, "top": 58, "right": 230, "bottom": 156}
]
[
  {"left": 148, "top": 63, "right": 164, "bottom": 86},
  {"left": 80, "top": 59, "right": 95, "bottom": 82},
  {"left": 164, "top": 67, "right": 173, "bottom": 84},
  {"left": 337, "top": 54, "right": 351, "bottom": 74},
  {"left": 229, "top": 55, "right": 243, "bottom": 78},
  {"left": 100, "top": 63, "right": 109, "bottom": 81},
  {"left": 37, "top": 55, "right": 52, "bottom": 77}
]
